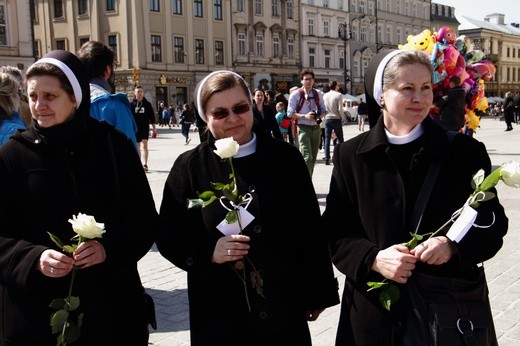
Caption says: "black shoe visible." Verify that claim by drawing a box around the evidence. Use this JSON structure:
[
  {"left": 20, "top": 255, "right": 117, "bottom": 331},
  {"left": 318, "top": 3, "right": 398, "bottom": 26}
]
[
  {"left": 325, "top": 159, "right": 330, "bottom": 165},
  {"left": 505, "top": 128, "right": 512, "bottom": 131}
]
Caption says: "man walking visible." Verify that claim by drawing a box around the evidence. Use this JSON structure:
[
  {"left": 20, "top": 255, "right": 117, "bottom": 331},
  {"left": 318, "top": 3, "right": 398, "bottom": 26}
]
[
  {"left": 357, "top": 98, "right": 368, "bottom": 131},
  {"left": 131, "top": 86, "right": 156, "bottom": 172},
  {"left": 77, "top": 41, "right": 138, "bottom": 148},
  {"left": 323, "top": 81, "right": 344, "bottom": 165},
  {"left": 287, "top": 69, "right": 326, "bottom": 176}
]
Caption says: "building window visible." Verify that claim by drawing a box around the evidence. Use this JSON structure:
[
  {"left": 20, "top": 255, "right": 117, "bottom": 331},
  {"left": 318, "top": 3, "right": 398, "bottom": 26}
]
[
  {"left": 288, "top": 37, "right": 294, "bottom": 57},
  {"left": 195, "top": 39, "right": 205, "bottom": 64},
  {"left": 323, "top": 0, "right": 329, "bottom": 8},
  {"left": 272, "top": 0, "right": 279, "bottom": 17},
  {"left": 106, "top": 0, "right": 115, "bottom": 11},
  {"left": 174, "top": 37, "right": 185, "bottom": 63},
  {"left": 80, "top": 37, "right": 89, "bottom": 47},
  {"left": 108, "top": 35, "right": 118, "bottom": 63},
  {"left": 0, "top": 4, "right": 6, "bottom": 45},
  {"left": 255, "top": 0, "right": 262, "bottom": 15},
  {"left": 34, "top": 40, "right": 41, "bottom": 58},
  {"left": 340, "top": 50, "right": 345, "bottom": 69},
  {"left": 173, "top": 0, "right": 182, "bottom": 14},
  {"left": 194, "top": 0, "right": 203, "bottom": 17},
  {"left": 78, "top": 0, "right": 88, "bottom": 16},
  {"left": 361, "top": 26, "right": 367, "bottom": 42},
  {"left": 150, "top": 0, "right": 159, "bottom": 11},
  {"left": 256, "top": 35, "right": 264, "bottom": 56},
  {"left": 308, "top": 18, "right": 314, "bottom": 36},
  {"left": 214, "top": 0, "right": 222, "bottom": 20},
  {"left": 324, "top": 49, "right": 331, "bottom": 68},
  {"left": 215, "top": 40, "right": 224, "bottom": 65},
  {"left": 151, "top": 35, "right": 162, "bottom": 62},
  {"left": 273, "top": 36, "right": 280, "bottom": 57},
  {"left": 323, "top": 20, "right": 330, "bottom": 37},
  {"left": 31, "top": 1, "right": 38, "bottom": 23},
  {"left": 56, "top": 39, "right": 66, "bottom": 50},
  {"left": 238, "top": 33, "right": 246, "bottom": 55},
  {"left": 237, "top": 0, "right": 244, "bottom": 12},
  {"left": 54, "top": 0, "right": 64, "bottom": 18},
  {"left": 286, "top": 1, "right": 293, "bottom": 19},
  {"left": 309, "top": 47, "right": 315, "bottom": 67}
]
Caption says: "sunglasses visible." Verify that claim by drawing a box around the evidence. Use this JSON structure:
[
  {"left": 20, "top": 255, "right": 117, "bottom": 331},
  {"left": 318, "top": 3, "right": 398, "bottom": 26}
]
[{"left": 210, "top": 103, "right": 251, "bottom": 119}]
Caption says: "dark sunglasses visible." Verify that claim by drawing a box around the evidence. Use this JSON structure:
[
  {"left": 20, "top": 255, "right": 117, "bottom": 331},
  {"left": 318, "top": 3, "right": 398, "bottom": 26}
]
[{"left": 210, "top": 103, "right": 251, "bottom": 119}]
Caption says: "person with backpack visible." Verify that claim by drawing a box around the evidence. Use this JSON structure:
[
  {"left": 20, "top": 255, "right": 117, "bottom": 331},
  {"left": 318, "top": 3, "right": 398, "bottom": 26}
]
[
  {"left": 179, "top": 102, "right": 195, "bottom": 144},
  {"left": 287, "top": 69, "right": 326, "bottom": 176}
]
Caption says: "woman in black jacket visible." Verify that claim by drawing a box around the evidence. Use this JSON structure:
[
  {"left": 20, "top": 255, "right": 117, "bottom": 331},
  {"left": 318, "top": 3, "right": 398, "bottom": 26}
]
[
  {"left": 0, "top": 50, "right": 158, "bottom": 345},
  {"left": 157, "top": 71, "right": 338, "bottom": 345},
  {"left": 252, "top": 88, "right": 283, "bottom": 140},
  {"left": 323, "top": 50, "right": 508, "bottom": 345}
]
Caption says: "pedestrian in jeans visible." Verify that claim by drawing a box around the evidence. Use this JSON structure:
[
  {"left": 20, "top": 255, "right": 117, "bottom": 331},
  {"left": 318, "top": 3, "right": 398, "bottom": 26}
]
[
  {"left": 323, "top": 81, "right": 345, "bottom": 165},
  {"left": 179, "top": 103, "right": 195, "bottom": 144},
  {"left": 287, "top": 69, "right": 326, "bottom": 176}
]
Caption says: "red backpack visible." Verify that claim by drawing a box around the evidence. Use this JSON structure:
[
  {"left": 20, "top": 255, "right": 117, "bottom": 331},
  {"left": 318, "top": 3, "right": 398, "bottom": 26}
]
[{"left": 295, "top": 88, "right": 321, "bottom": 112}]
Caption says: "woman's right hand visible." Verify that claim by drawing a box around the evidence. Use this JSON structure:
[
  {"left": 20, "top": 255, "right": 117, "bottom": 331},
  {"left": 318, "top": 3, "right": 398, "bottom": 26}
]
[
  {"left": 212, "top": 234, "right": 250, "bottom": 264},
  {"left": 37, "top": 249, "right": 75, "bottom": 278},
  {"left": 371, "top": 244, "right": 417, "bottom": 284}
]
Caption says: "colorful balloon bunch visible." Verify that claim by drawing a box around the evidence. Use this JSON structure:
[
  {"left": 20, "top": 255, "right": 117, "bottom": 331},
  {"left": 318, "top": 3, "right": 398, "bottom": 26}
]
[{"left": 398, "top": 26, "right": 496, "bottom": 132}]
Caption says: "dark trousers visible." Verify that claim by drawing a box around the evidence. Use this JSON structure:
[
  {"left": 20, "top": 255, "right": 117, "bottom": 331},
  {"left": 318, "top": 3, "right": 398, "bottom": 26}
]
[{"left": 324, "top": 119, "right": 344, "bottom": 160}]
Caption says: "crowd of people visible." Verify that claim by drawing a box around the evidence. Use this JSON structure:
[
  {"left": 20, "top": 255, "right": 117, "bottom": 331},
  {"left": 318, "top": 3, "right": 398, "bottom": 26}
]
[{"left": 0, "top": 45, "right": 511, "bottom": 346}]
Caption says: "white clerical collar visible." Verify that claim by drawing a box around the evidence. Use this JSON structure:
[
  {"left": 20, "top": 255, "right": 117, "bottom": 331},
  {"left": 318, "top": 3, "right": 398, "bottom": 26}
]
[
  {"left": 385, "top": 124, "right": 424, "bottom": 145},
  {"left": 234, "top": 133, "right": 257, "bottom": 158}
]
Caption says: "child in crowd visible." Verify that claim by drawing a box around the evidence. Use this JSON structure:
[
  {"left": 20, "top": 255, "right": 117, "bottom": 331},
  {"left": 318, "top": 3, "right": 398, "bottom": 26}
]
[{"left": 275, "top": 101, "right": 290, "bottom": 141}]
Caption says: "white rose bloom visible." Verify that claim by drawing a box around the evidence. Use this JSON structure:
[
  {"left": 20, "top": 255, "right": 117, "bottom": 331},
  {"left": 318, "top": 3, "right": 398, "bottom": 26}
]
[
  {"left": 501, "top": 160, "right": 520, "bottom": 188},
  {"left": 214, "top": 137, "right": 239, "bottom": 159},
  {"left": 68, "top": 213, "right": 106, "bottom": 239}
]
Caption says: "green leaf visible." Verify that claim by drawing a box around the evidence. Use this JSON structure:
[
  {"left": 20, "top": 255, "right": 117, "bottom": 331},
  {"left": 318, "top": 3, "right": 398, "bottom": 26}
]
[
  {"left": 222, "top": 187, "right": 237, "bottom": 202},
  {"left": 405, "top": 233, "right": 423, "bottom": 250},
  {"left": 63, "top": 323, "right": 81, "bottom": 344},
  {"left": 225, "top": 210, "right": 238, "bottom": 224},
  {"left": 211, "top": 182, "right": 226, "bottom": 190},
  {"left": 49, "top": 298, "right": 67, "bottom": 310},
  {"left": 47, "top": 232, "right": 65, "bottom": 250},
  {"left": 479, "top": 168, "right": 502, "bottom": 192},
  {"left": 62, "top": 245, "right": 77, "bottom": 254},
  {"left": 65, "top": 296, "right": 80, "bottom": 311},
  {"left": 198, "top": 190, "right": 216, "bottom": 201},
  {"left": 202, "top": 195, "right": 217, "bottom": 207},
  {"left": 367, "top": 281, "right": 388, "bottom": 291},
  {"left": 379, "top": 284, "right": 400, "bottom": 311},
  {"left": 50, "top": 309, "right": 68, "bottom": 334}
]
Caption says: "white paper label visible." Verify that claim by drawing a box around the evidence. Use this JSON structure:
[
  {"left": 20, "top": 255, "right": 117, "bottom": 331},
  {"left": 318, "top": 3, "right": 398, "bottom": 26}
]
[
  {"left": 446, "top": 206, "right": 478, "bottom": 243},
  {"left": 216, "top": 206, "right": 255, "bottom": 236}
]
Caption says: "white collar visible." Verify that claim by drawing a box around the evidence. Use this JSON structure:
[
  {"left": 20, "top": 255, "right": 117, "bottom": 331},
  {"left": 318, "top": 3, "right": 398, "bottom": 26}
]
[
  {"left": 385, "top": 124, "right": 424, "bottom": 145},
  {"left": 234, "top": 133, "right": 257, "bottom": 158}
]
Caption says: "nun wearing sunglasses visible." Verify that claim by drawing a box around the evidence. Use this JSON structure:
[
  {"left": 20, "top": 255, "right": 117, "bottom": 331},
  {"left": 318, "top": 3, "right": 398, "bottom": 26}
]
[{"left": 157, "top": 70, "right": 339, "bottom": 345}]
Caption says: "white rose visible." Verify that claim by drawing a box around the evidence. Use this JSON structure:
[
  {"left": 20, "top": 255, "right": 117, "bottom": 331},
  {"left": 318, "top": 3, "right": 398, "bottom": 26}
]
[
  {"left": 214, "top": 137, "right": 239, "bottom": 159},
  {"left": 501, "top": 160, "right": 520, "bottom": 188},
  {"left": 68, "top": 213, "right": 106, "bottom": 239}
]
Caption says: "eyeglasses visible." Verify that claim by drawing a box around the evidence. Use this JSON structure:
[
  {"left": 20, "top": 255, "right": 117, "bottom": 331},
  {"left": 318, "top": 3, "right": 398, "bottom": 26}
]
[
  {"left": 302, "top": 77, "right": 314, "bottom": 81},
  {"left": 209, "top": 103, "right": 251, "bottom": 119}
]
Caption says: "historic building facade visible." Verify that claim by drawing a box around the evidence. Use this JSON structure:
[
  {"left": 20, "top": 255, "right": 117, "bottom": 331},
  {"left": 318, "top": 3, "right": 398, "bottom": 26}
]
[{"left": 0, "top": 0, "right": 34, "bottom": 73}]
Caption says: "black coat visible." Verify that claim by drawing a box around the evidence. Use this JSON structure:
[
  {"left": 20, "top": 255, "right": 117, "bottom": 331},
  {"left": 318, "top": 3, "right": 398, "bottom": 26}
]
[
  {"left": 157, "top": 131, "right": 339, "bottom": 345},
  {"left": 0, "top": 119, "right": 157, "bottom": 345},
  {"left": 253, "top": 103, "right": 283, "bottom": 140},
  {"left": 322, "top": 116, "right": 508, "bottom": 345}
]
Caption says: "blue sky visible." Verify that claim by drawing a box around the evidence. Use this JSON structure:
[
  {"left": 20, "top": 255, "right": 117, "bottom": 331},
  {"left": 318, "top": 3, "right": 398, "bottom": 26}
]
[{"left": 435, "top": 0, "right": 520, "bottom": 23}]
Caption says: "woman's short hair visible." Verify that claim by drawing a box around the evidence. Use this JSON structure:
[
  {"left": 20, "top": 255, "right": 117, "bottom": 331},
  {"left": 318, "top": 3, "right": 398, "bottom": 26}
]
[
  {"left": 382, "top": 50, "right": 433, "bottom": 93},
  {"left": 25, "top": 63, "right": 75, "bottom": 100},
  {"left": 198, "top": 71, "right": 251, "bottom": 117},
  {"left": 0, "top": 72, "right": 20, "bottom": 117}
]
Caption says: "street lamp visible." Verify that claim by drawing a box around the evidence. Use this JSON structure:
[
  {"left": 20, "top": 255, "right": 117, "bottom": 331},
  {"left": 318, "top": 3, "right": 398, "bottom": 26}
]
[{"left": 338, "top": 22, "right": 351, "bottom": 93}]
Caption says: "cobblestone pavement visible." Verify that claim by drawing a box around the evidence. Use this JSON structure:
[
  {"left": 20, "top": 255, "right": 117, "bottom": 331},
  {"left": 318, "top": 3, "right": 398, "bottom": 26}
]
[{"left": 138, "top": 117, "right": 520, "bottom": 345}]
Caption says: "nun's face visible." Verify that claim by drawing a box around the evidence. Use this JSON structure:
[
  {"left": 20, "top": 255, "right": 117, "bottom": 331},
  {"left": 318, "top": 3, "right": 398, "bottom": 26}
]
[
  {"left": 27, "top": 75, "right": 77, "bottom": 128},
  {"left": 205, "top": 85, "right": 253, "bottom": 145},
  {"left": 382, "top": 63, "right": 433, "bottom": 135}
]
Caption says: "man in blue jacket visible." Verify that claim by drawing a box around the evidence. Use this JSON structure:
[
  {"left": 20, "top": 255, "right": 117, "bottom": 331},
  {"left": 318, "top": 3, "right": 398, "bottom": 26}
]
[{"left": 77, "top": 41, "right": 138, "bottom": 149}]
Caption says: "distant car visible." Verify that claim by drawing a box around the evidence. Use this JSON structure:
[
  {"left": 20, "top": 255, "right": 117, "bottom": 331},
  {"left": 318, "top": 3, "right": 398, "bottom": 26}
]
[{"left": 342, "top": 99, "right": 358, "bottom": 124}]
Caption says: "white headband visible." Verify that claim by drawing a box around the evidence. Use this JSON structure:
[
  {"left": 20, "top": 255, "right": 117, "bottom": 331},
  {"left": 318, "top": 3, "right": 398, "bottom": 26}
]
[
  {"left": 36, "top": 57, "right": 83, "bottom": 109},
  {"left": 373, "top": 50, "right": 403, "bottom": 107},
  {"left": 196, "top": 70, "right": 251, "bottom": 122}
]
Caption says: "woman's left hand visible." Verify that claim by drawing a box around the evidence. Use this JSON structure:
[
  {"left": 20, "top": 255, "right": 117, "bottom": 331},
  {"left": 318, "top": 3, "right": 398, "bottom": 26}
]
[
  {"left": 73, "top": 240, "right": 106, "bottom": 269},
  {"left": 410, "top": 236, "right": 456, "bottom": 265}
]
